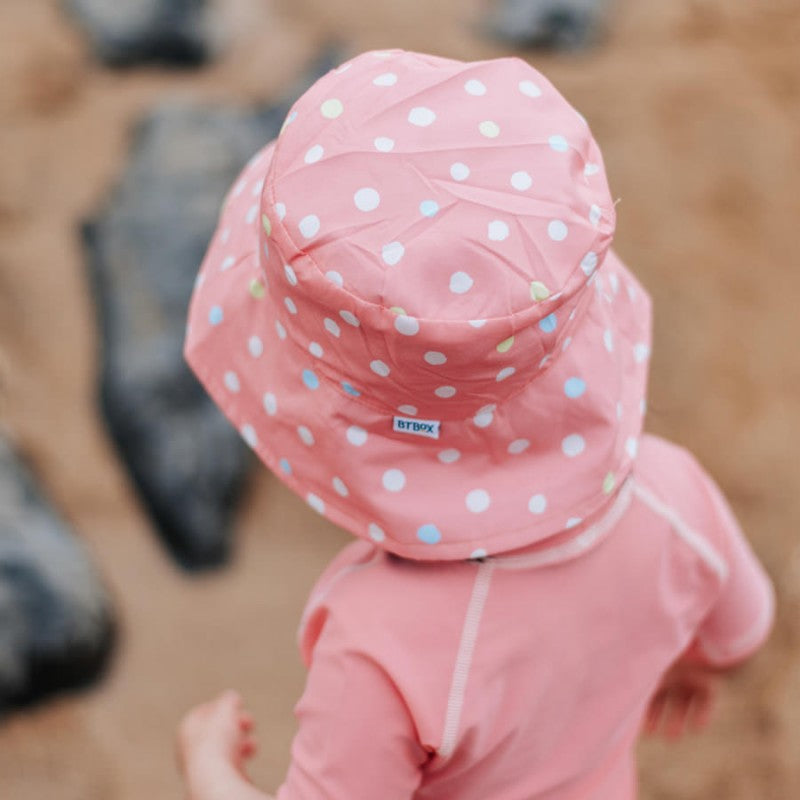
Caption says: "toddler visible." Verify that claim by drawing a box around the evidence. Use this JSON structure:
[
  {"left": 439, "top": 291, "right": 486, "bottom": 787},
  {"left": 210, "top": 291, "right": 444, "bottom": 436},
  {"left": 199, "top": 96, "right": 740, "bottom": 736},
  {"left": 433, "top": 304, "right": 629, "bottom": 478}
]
[{"left": 177, "top": 50, "right": 774, "bottom": 799}]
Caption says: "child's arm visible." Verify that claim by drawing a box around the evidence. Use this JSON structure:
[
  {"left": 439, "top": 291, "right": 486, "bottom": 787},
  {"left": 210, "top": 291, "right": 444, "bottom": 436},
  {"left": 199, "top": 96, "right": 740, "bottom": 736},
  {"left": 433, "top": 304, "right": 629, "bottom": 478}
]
[
  {"left": 177, "top": 631, "right": 428, "bottom": 800},
  {"left": 644, "top": 461, "right": 775, "bottom": 740},
  {"left": 689, "top": 480, "right": 775, "bottom": 670},
  {"left": 177, "top": 690, "right": 274, "bottom": 800}
]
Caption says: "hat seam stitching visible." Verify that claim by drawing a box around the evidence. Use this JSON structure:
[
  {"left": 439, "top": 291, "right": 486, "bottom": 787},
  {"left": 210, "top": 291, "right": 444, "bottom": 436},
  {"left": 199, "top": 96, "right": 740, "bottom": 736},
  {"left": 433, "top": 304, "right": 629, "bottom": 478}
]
[{"left": 247, "top": 242, "right": 610, "bottom": 424}]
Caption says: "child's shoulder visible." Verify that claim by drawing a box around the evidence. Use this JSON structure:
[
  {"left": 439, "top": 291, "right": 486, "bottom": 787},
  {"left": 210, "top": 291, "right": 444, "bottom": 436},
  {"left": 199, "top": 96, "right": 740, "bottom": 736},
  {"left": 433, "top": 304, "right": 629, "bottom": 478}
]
[
  {"left": 635, "top": 433, "right": 708, "bottom": 486},
  {"left": 298, "top": 540, "right": 475, "bottom": 666},
  {"left": 635, "top": 433, "right": 726, "bottom": 500},
  {"left": 633, "top": 433, "right": 742, "bottom": 572},
  {"left": 310, "top": 542, "right": 475, "bottom": 618},
  {"left": 636, "top": 430, "right": 699, "bottom": 460}
]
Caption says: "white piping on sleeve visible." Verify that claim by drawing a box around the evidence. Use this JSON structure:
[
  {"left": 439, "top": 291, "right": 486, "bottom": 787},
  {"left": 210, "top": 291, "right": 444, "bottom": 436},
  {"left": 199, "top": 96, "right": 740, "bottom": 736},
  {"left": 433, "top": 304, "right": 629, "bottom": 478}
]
[
  {"left": 438, "top": 561, "right": 494, "bottom": 760},
  {"left": 632, "top": 480, "right": 729, "bottom": 581},
  {"left": 697, "top": 578, "right": 775, "bottom": 664}
]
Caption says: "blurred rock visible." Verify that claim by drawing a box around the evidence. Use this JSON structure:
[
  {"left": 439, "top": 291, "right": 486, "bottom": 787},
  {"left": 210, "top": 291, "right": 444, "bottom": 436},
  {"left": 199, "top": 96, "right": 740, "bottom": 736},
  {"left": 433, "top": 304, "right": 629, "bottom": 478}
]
[
  {"left": 0, "top": 437, "right": 115, "bottom": 713},
  {"left": 82, "top": 52, "right": 338, "bottom": 569},
  {"left": 83, "top": 109, "right": 262, "bottom": 569},
  {"left": 486, "top": 0, "right": 611, "bottom": 49},
  {"left": 64, "top": 0, "right": 213, "bottom": 67}
]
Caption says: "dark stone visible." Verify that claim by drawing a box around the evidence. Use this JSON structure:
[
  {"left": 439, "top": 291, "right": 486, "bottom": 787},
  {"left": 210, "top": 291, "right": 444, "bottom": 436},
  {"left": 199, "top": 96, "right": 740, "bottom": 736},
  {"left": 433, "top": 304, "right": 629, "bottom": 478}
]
[
  {"left": 485, "top": 0, "right": 611, "bottom": 50},
  {"left": 82, "top": 52, "right": 339, "bottom": 570},
  {"left": 63, "top": 0, "right": 213, "bottom": 67},
  {"left": 0, "top": 438, "right": 116, "bottom": 714}
]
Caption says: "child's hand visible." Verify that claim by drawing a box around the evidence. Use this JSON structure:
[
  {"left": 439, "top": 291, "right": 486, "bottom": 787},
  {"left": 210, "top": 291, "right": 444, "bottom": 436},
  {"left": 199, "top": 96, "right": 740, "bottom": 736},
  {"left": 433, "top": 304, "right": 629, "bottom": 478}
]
[
  {"left": 643, "top": 661, "right": 719, "bottom": 740},
  {"left": 177, "top": 690, "right": 258, "bottom": 796}
]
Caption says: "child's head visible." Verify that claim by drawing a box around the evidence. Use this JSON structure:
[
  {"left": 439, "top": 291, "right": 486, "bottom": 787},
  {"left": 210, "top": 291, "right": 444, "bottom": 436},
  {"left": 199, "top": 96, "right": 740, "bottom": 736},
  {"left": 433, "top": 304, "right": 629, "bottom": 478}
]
[{"left": 185, "top": 50, "right": 651, "bottom": 561}]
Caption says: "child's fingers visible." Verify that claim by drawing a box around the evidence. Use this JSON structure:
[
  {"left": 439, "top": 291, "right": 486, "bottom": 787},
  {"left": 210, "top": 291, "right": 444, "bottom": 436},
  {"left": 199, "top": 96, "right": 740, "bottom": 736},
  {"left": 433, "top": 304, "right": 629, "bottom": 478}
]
[
  {"left": 239, "top": 737, "right": 258, "bottom": 759},
  {"left": 688, "top": 683, "right": 716, "bottom": 732},
  {"left": 644, "top": 691, "right": 668, "bottom": 735},
  {"left": 647, "top": 675, "right": 720, "bottom": 740},
  {"left": 645, "top": 687, "right": 688, "bottom": 740},
  {"left": 239, "top": 712, "right": 255, "bottom": 732},
  {"left": 668, "top": 684, "right": 717, "bottom": 739},
  {"left": 663, "top": 693, "right": 692, "bottom": 740},
  {"left": 643, "top": 699, "right": 661, "bottom": 734}
]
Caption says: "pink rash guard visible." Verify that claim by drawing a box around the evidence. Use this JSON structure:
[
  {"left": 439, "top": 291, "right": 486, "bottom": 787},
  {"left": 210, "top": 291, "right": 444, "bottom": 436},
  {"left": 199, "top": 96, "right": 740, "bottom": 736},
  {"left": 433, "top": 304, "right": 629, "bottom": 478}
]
[{"left": 276, "top": 435, "right": 774, "bottom": 800}]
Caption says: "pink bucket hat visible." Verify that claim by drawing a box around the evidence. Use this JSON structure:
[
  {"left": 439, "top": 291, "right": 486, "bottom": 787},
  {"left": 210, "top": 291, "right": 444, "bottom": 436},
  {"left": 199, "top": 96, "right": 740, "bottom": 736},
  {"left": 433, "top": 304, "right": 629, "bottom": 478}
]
[{"left": 185, "top": 49, "right": 652, "bottom": 561}]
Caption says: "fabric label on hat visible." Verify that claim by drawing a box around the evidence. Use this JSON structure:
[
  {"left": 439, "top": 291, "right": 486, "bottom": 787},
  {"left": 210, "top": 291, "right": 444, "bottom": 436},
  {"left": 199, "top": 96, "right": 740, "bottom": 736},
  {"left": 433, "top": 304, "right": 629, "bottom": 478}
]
[{"left": 393, "top": 416, "right": 441, "bottom": 439}]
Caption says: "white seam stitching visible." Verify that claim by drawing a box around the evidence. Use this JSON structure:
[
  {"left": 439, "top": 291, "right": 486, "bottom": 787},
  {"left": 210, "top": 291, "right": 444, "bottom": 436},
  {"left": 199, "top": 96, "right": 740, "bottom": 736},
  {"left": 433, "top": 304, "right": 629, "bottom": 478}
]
[
  {"left": 438, "top": 562, "right": 494, "bottom": 759},
  {"left": 632, "top": 481, "right": 729, "bottom": 581}
]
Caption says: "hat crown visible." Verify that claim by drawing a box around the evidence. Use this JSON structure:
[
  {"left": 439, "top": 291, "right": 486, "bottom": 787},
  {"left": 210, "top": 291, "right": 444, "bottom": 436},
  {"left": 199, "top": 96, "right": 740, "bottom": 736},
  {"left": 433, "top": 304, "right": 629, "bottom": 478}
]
[{"left": 258, "top": 50, "right": 615, "bottom": 418}]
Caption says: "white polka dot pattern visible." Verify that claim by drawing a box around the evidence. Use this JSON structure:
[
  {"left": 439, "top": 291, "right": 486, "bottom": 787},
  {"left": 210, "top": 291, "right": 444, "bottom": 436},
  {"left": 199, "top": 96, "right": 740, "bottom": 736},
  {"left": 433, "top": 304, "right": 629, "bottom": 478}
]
[
  {"left": 184, "top": 49, "right": 651, "bottom": 562},
  {"left": 382, "top": 469, "right": 406, "bottom": 492}
]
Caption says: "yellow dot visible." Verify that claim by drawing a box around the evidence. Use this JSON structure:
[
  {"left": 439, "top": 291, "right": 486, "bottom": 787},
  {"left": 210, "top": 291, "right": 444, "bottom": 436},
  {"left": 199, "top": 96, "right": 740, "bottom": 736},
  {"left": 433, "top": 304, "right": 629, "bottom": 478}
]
[
  {"left": 321, "top": 99, "right": 344, "bottom": 119},
  {"left": 389, "top": 306, "right": 406, "bottom": 315},
  {"left": 530, "top": 281, "right": 550, "bottom": 301},
  {"left": 603, "top": 472, "right": 616, "bottom": 494},
  {"left": 496, "top": 336, "right": 514, "bottom": 353},
  {"left": 249, "top": 279, "right": 265, "bottom": 299},
  {"left": 261, "top": 214, "right": 271, "bottom": 236},
  {"left": 479, "top": 120, "right": 500, "bottom": 138}
]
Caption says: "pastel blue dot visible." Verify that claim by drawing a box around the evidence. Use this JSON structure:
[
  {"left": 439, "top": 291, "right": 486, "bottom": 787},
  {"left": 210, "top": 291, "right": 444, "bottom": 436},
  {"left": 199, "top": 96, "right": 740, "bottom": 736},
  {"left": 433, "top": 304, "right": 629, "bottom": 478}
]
[
  {"left": 209, "top": 306, "right": 223, "bottom": 325},
  {"left": 417, "top": 524, "right": 442, "bottom": 544},
  {"left": 564, "top": 377, "right": 586, "bottom": 398},
  {"left": 302, "top": 369, "right": 320, "bottom": 390},
  {"left": 279, "top": 458, "right": 291, "bottom": 474},
  {"left": 341, "top": 381, "right": 361, "bottom": 397},
  {"left": 420, "top": 200, "right": 439, "bottom": 217},
  {"left": 539, "top": 313, "right": 557, "bottom": 333}
]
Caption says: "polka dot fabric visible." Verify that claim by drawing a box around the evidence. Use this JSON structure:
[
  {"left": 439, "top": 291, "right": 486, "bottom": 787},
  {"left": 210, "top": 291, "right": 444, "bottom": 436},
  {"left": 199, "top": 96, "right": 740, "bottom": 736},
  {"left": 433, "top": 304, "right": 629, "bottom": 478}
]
[{"left": 185, "top": 50, "right": 652, "bottom": 561}]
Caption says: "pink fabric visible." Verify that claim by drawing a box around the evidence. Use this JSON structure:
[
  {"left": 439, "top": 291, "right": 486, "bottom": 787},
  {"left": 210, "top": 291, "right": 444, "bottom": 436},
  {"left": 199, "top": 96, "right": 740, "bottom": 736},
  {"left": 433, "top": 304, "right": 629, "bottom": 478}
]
[
  {"left": 184, "top": 49, "right": 651, "bottom": 560},
  {"left": 182, "top": 50, "right": 773, "bottom": 798},
  {"left": 275, "top": 435, "right": 774, "bottom": 800}
]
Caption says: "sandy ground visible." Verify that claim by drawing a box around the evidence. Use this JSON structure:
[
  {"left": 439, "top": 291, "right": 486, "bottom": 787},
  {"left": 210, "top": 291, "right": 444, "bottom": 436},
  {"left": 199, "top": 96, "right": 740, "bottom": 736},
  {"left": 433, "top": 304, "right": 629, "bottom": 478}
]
[{"left": 0, "top": 0, "right": 798, "bottom": 797}]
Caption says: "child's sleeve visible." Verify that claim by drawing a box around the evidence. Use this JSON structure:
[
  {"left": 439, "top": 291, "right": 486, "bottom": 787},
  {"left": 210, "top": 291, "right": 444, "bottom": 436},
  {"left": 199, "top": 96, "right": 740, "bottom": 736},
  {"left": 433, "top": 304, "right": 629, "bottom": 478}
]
[
  {"left": 692, "top": 469, "right": 775, "bottom": 667},
  {"left": 276, "top": 615, "right": 428, "bottom": 800}
]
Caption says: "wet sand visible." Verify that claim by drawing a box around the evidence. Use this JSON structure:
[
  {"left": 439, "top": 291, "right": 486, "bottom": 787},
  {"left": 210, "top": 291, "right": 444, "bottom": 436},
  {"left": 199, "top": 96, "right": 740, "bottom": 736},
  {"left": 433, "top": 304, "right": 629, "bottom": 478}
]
[{"left": 0, "top": 0, "right": 798, "bottom": 797}]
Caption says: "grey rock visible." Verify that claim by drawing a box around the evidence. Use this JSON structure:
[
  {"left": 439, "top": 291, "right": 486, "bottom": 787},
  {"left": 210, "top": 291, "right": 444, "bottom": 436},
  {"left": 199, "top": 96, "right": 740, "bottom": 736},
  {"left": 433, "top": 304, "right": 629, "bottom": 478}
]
[
  {"left": 0, "top": 438, "right": 115, "bottom": 713},
  {"left": 486, "top": 0, "right": 612, "bottom": 49},
  {"left": 64, "top": 0, "right": 213, "bottom": 67},
  {"left": 83, "top": 52, "right": 339, "bottom": 570}
]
